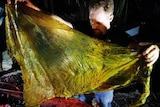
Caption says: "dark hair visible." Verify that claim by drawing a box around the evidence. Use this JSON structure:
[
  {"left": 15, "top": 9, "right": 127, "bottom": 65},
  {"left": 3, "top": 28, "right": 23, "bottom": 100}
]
[{"left": 89, "top": 0, "right": 114, "bottom": 13}]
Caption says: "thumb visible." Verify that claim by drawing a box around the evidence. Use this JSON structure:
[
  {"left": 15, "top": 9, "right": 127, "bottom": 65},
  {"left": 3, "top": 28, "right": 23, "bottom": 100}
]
[{"left": 139, "top": 42, "right": 152, "bottom": 46}]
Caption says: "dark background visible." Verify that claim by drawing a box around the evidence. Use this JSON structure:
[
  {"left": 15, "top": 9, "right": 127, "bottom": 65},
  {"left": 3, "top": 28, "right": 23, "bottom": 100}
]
[{"left": 30, "top": 0, "right": 140, "bottom": 30}]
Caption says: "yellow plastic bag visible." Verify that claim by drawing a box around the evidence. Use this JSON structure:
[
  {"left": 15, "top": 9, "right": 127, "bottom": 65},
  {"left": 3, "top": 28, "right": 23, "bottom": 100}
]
[{"left": 5, "top": 4, "right": 151, "bottom": 107}]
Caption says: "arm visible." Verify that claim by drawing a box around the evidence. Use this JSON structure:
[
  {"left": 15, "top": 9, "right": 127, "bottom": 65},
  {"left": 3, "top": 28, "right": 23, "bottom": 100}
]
[
  {"left": 7, "top": 0, "right": 41, "bottom": 11},
  {"left": 7, "top": 0, "right": 73, "bottom": 28},
  {"left": 7, "top": 0, "right": 25, "bottom": 4}
]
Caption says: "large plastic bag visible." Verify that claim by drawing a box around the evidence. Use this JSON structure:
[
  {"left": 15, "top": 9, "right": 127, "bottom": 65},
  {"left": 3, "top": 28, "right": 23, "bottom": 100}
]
[{"left": 5, "top": 3, "right": 151, "bottom": 107}]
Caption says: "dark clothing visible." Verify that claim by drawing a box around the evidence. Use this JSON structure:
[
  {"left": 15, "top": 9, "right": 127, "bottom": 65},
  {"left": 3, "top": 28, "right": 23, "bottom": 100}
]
[
  {"left": 132, "top": 0, "right": 160, "bottom": 93},
  {"left": 72, "top": 20, "right": 135, "bottom": 47}
]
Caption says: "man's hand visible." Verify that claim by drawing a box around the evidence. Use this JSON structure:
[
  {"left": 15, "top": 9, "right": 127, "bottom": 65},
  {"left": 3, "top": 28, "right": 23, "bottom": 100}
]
[{"left": 137, "top": 42, "right": 160, "bottom": 67}]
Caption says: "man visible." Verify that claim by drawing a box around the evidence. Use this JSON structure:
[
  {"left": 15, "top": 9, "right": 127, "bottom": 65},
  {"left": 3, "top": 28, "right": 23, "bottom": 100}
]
[
  {"left": 72, "top": 0, "right": 159, "bottom": 107},
  {"left": 7, "top": 0, "right": 160, "bottom": 106}
]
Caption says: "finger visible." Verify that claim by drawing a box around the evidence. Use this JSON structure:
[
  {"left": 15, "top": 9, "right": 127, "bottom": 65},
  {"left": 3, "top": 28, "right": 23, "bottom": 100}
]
[
  {"left": 142, "top": 45, "right": 156, "bottom": 56},
  {"left": 146, "top": 53, "right": 159, "bottom": 67},
  {"left": 137, "top": 53, "right": 142, "bottom": 58},
  {"left": 15, "top": 0, "right": 25, "bottom": 4},
  {"left": 7, "top": 0, "right": 16, "bottom": 4},
  {"left": 139, "top": 42, "right": 152, "bottom": 46},
  {"left": 145, "top": 54, "right": 157, "bottom": 63},
  {"left": 144, "top": 49, "right": 155, "bottom": 59},
  {"left": 8, "top": 0, "right": 26, "bottom": 4},
  {"left": 14, "top": 0, "right": 17, "bottom": 4},
  {"left": 147, "top": 59, "right": 157, "bottom": 67},
  {"left": 7, "top": 0, "right": 11, "bottom": 4}
]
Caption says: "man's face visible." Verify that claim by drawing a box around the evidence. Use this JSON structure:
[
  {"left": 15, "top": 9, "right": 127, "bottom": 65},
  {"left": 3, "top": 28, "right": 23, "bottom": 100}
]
[{"left": 89, "top": 7, "right": 113, "bottom": 37}]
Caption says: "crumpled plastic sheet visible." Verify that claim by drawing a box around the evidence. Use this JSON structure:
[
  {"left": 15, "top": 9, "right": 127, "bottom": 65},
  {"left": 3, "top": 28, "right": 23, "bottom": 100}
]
[{"left": 5, "top": 3, "right": 152, "bottom": 107}]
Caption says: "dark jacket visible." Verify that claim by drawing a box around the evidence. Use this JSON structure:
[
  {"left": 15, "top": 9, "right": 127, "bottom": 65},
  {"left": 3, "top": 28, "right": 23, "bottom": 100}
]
[{"left": 72, "top": 20, "right": 135, "bottom": 47}]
